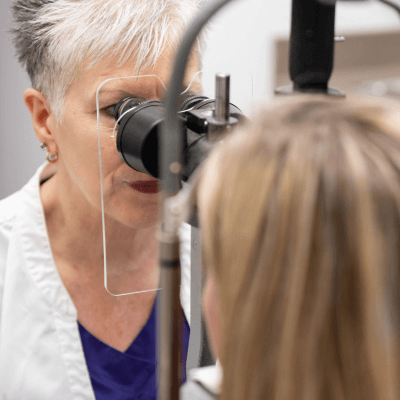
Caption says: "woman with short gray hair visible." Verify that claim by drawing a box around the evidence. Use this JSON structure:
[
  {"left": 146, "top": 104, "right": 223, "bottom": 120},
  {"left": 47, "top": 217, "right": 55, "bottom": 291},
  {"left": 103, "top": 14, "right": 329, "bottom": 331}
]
[{"left": 0, "top": 0, "right": 202, "bottom": 398}]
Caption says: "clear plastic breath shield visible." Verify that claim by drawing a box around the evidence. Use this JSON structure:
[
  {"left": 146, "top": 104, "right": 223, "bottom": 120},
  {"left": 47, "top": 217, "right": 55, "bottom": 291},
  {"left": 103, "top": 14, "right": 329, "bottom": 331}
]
[{"left": 96, "top": 70, "right": 253, "bottom": 296}]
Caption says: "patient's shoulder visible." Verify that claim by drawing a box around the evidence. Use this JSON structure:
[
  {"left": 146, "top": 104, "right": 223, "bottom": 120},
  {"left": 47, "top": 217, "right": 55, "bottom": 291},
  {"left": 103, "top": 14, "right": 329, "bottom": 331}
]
[
  {"left": 180, "top": 380, "right": 216, "bottom": 400},
  {"left": 180, "top": 365, "right": 221, "bottom": 400}
]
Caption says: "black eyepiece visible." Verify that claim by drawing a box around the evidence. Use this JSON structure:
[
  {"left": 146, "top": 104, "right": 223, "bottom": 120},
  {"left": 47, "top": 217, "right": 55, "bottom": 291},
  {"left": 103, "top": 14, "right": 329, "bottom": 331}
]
[
  {"left": 178, "top": 92, "right": 209, "bottom": 113},
  {"left": 114, "top": 96, "right": 161, "bottom": 121},
  {"left": 114, "top": 92, "right": 245, "bottom": 180}
]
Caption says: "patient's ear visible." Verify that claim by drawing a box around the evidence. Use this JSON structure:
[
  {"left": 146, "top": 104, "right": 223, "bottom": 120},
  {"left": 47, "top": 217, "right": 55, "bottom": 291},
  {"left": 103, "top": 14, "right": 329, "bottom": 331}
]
[{"left": 23, "top": 88, "right": 57, "bottom": 153}]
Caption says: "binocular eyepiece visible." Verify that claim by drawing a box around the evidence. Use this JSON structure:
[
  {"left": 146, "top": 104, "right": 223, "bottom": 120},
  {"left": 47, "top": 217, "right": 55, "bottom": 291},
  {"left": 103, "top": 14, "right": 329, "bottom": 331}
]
[{"left": 114, "top": 90, "right": 245, "bottom": 180}]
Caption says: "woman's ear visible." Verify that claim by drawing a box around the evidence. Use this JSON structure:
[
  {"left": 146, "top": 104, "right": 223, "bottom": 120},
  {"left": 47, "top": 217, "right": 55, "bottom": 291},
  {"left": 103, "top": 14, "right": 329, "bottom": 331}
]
[{"left": 23, "top": 88, "right": 57, "bottom": 154}]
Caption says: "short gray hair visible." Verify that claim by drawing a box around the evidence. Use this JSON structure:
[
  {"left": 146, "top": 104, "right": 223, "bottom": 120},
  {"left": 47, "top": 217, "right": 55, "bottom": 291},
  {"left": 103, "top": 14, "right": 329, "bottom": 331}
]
[{"left": 12, "top": 0, "right": 202, "bottom": 122}]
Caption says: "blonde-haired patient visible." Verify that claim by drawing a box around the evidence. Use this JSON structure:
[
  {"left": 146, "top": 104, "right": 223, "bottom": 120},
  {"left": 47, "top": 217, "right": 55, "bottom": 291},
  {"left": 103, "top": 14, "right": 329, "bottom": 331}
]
[
  {"left": 181, "top": 95, "right": 400, "bottom": 400},
  {"left": 0, "top": 0, "right": 202, "bottom": 398}
]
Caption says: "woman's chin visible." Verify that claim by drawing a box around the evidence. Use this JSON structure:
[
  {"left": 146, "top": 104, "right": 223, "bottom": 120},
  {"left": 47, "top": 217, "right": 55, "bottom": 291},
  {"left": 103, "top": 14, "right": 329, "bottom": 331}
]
[{"left": 101, "top": 189, "right": 160, "bottom": 229}]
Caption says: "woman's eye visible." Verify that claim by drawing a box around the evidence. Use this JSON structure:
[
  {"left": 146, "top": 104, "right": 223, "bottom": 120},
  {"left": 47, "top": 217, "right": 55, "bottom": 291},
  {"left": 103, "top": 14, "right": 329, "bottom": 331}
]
[{"left": 101, "top": 104, "right": 116, "bottom": 118}]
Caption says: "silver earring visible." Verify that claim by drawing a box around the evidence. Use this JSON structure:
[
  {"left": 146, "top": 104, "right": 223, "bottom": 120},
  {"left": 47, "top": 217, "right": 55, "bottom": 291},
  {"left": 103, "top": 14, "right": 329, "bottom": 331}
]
[
  {"left": 40, "top": 142, "right": 48, "bottom": 151},
  {"left": 46, "top": 152, "right": 58, "bottom": 163},
  {"left": 46, "top": 150, "right": 58, "bottom": 164}
]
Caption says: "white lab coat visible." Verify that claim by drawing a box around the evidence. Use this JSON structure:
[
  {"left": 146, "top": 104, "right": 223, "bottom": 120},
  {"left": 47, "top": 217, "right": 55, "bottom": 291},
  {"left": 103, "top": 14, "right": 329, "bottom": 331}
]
[{"left": 0, "top": 162, "right": 191, "bottom": 399}]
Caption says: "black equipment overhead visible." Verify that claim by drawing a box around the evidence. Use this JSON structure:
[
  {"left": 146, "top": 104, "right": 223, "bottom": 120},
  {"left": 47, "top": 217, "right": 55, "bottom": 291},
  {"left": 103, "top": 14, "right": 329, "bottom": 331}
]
[{"left": 276, "top": 0, "right": 344, "bottom": 96}]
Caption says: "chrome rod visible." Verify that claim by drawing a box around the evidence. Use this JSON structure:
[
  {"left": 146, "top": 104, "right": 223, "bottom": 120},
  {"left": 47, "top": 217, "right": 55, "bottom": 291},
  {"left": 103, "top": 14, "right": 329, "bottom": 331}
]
[{"left": 214, "top": 73, "right": 230, "bottom": 122}]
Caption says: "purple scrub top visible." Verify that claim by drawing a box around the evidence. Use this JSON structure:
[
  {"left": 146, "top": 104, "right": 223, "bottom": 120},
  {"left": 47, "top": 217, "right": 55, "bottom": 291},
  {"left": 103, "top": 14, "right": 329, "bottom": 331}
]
[{"left": 78, "top": 295, "right": 190, "bottom": 399}]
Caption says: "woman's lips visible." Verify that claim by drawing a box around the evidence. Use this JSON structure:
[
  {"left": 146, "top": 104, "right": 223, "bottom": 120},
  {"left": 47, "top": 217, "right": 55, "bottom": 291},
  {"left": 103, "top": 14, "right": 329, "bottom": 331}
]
[{"left": 127, "top": 180, "right": 159, "bottom": 194}]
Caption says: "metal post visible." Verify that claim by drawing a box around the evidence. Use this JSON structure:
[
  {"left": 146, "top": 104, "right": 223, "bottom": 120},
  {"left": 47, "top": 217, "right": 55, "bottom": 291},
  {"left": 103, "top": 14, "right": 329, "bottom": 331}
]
[
  {"left": 214, "top": 73, "right": 230, "bottom": 122},
  {"left": 187, "top": 227, "right": 214, "bottom": 370},
  {"left": 186, "top": 227, "right": 203, "bottom": 370},
  {"left": 158, "top": 234, "right": 182, "bottom": 400}
]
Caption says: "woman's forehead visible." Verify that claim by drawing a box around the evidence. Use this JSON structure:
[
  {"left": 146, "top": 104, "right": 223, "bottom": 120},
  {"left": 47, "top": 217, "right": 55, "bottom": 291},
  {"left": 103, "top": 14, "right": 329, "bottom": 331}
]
[
  {"left": 73, "top": 63, "right": 164, "bottom": 99},
  {"left": 73, "top": 52, "right": 201, "bottom": 102}
]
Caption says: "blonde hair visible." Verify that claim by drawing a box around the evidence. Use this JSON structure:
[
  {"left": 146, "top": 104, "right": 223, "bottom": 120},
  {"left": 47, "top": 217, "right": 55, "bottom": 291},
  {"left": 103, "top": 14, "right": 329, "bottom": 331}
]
[
  {"left": 199, "top": 95, "right": 400, "bottom": 400},
  {"left": 12, "top": 0, "right": 202, "bottom": 122}
]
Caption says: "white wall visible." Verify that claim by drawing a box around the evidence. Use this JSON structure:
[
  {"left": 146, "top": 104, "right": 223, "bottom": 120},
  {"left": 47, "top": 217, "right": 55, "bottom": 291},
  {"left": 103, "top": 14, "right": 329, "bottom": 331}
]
[
  {"left": 0, "top": 0, "right": 44, "bottom": 199},
  {"left": 0, "top": 0, "right": 399, "bottom": 199}
]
